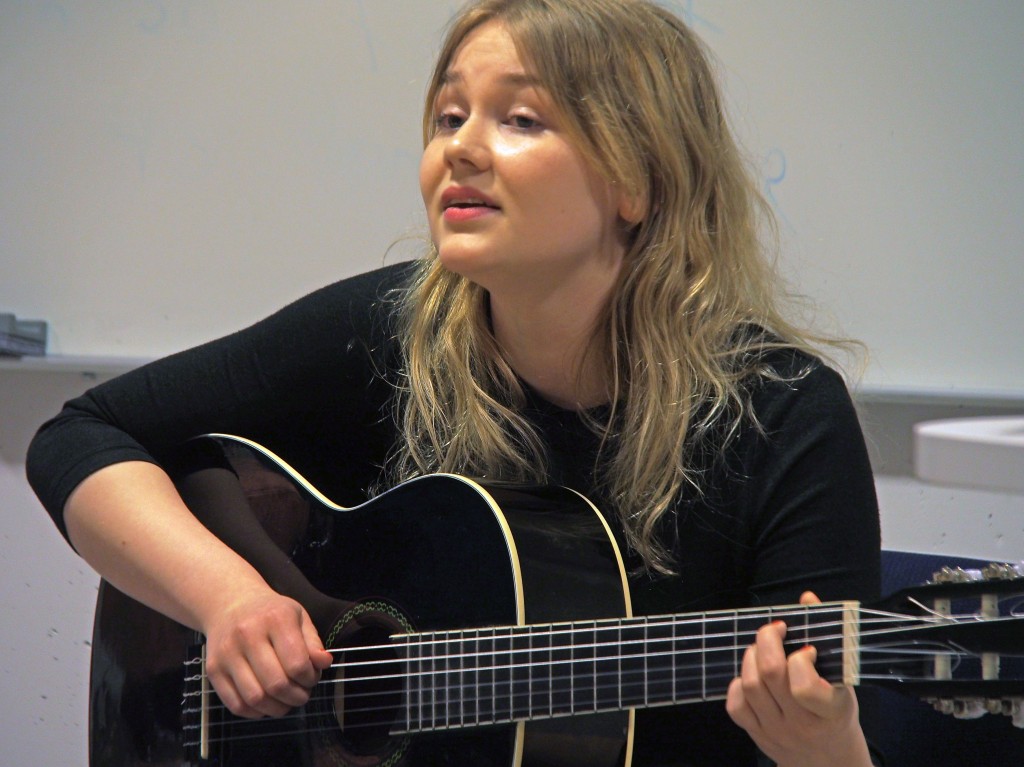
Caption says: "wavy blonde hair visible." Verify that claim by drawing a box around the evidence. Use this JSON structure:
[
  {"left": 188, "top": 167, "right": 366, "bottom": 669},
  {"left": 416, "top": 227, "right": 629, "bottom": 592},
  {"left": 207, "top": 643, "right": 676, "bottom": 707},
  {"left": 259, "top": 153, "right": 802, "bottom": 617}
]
[{"left": 391, "top": 0, "right": 841, "bottom": 573}]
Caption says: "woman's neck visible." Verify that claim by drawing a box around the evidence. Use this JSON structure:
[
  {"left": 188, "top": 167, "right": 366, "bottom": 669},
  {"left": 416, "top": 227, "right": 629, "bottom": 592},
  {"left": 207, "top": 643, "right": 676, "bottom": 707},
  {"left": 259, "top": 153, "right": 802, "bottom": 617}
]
[{"left": 489, "top": 283, "right": 614, "bottom": 411}]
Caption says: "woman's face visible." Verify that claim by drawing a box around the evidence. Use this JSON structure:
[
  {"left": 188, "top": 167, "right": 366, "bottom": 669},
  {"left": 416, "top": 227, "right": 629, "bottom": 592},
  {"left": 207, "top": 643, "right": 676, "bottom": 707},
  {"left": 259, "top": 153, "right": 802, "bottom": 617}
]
[{"left": 419, "top": 21, "right": 632, "bottom": 299}]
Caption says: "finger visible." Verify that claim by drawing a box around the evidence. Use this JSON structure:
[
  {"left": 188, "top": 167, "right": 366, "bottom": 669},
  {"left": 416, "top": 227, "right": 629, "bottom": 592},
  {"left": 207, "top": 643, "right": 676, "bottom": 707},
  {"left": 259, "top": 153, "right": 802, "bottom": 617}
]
[
  {"left": 204, "top": 640, "right": 280, "bottom": 719},
  {"left": 301, "top": 611, "right": 335, "bottom": 671},
  {"left": 787, "top": 644, "right": 855, "bottom": 720},
  {"left": 268, "top": 623, "right": 321, "bottom": 692},
  {"left": 251, "top": 635, "right": 321, "bottom": 710},
  {"left": 221, "top": 650, "right": 294, "bottom": 718},
  {"left": 749, "top": 620, "right": 790, "bottom": 710},
  {"left": 725, "top": 672, "right": 759, "bottom": 732},
  {"left": 799, "top": 590, "right": 822, "bottom": 606},
  {"left": 738, "top": 639, "right": 785, "bottom": 725},
  {"left": 206, "top": 665, "right": 266, "bottom": 719}
]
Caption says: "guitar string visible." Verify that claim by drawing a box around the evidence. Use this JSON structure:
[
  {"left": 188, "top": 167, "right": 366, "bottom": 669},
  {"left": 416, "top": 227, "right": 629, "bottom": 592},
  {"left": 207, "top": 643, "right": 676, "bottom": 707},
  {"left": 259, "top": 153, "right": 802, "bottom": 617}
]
[
  {"left": 183, "top": 639, "right": 1015, "bottom": 749},
  {"left": 181, "top": 607, "right": 1004, "bottom": 712},
  {"left": 370, "top": 607, "right": 965, "bottom": 658},
  {"left": 182, "top": 604, "right": 989, "bottom": 695},
  {"left": 178, "top": 593, "right": 1024, "bottom": 745},
  {"left": 334, "top": 601, "right": 1005, "bottom": 662},
  {"left": 185, "top": 639, "right": 975, "bottom": 721},
  {"left": 181, "top": 641, "right": 1001, "bottom": 748},
  {"left": 180, "top": 605, "right": 1022, "bottom": 743},
  {"left": 181, "top": 611, "right": 1016, "bottom": 744}
]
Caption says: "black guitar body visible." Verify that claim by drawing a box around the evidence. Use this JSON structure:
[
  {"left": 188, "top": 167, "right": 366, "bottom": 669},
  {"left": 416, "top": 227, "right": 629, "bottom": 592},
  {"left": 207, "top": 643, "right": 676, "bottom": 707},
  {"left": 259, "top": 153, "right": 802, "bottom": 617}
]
[{"left": 89, "top": 435, "right": 632, "bottom": 767}]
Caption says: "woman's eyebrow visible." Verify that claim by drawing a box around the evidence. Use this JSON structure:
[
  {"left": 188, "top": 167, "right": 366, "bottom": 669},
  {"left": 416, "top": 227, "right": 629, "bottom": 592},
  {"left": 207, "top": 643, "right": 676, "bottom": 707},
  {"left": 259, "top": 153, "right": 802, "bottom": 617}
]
[{"left": 440, "top": 69, "right": 545, "bottom": 89}]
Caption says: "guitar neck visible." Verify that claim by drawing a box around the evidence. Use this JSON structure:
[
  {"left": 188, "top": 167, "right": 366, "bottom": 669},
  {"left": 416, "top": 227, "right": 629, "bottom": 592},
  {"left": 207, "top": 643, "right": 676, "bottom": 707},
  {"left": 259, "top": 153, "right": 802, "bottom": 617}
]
[{"left": 379, "top": 602, "right": 860, "bottom": 733}]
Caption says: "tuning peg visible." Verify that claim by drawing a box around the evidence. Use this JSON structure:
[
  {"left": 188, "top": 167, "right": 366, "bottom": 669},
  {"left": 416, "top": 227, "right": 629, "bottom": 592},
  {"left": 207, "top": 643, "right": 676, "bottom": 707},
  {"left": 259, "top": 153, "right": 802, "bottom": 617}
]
[
  {"left": 994, "top": 698, "right": 1024, "bottom": 729},
  {"left": 981, "top": 562, "right": 1024, "bottom": 581},
  {"left": 931, "top": 697, "right": 1024, "bottom": 722},
  {"left": 984, "top": 698, "right": 1019, "bottom": 716},
  {"left": 929, "top": 697, "right": 980, "bottom": 718},
  {"left": 930, "top": 566, "right": 982, "bottom": 584}
]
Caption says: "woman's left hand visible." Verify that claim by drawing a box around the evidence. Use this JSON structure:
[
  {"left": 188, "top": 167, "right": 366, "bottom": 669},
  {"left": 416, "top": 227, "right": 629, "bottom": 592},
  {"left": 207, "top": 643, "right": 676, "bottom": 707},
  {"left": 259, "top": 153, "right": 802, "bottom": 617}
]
[{"left": 725, "top": 592, "right": 873, "bottom": 767}]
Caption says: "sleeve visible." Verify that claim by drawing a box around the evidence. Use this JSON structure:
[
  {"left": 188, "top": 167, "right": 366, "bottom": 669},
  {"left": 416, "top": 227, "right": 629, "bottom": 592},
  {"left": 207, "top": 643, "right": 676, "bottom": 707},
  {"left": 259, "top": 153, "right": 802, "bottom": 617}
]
[
  {"left": 739, "top": 360, "right": 881, "bottom": 608},
  {"left": 25, "top": 263, "right": 411, "bottom": 541}
]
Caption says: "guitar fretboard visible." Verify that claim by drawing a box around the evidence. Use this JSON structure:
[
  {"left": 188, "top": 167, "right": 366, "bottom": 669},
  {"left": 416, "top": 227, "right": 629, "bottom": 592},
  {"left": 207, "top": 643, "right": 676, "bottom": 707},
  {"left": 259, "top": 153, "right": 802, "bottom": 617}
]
[{"left": 374, "top": 602, "right": 860, "bottom": 733}]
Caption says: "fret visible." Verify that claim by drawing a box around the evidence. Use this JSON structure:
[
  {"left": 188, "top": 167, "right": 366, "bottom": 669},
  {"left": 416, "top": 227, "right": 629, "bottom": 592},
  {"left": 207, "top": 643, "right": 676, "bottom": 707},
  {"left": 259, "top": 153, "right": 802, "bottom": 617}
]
[
  {"left": 474, "top": 629, "right": 490, "bottom": 724},
  {"left": 594, "top": 620, "right": 620, "bottom": 711},
  {"left": 416, "top": 631, "right": 434, "bottom": 731},
  {"left": 457, "top": 631, "right": 468, "bottom": 726},
  {"left": 475, "top": 627, "right": 496, "bottom": 725},
  {"left": 464, "top": 628, "right": 479, "bottom": 726},
  {"left": 643, "top": 617, "right": 675, "bottom": 705},
  {"left": 510, "top": 626, "right": 532, "bottom": 720},
  {"left": 429, "top": 631, "right": 441, "bottom": 730},
  {"left": 494, "top": 628, "right": 513, "bottom": 722},
  {"left": 402, "top": 633, "right": 419, "bottom": 733},
  {"left": 568, "top": 623, "right": 576, "bottom": 713},
  {"left": 550, "top": 622, "right": 573, "bottom": 716},
  {"left": 483, "top": 626, "right": 507, "bottom": 720},
  {"left": 618, "top": 619, "right": 646, "bottom": 709},
  {"left": 445, "top": 630, "right": 462, "bottom": 728},
  {"left": 617, "top": 622, "right": 624, "bottom": 710},
  {"left": 528, "top": 626, "right": 553, "bottom": 717},
  {"left": 436, "top": 631, "right": 448, "bottom": 728},
  {"left": 699, "top": 612, "right": 752, "bottom": 700},
  {"left": 733, "top": 612, "right": 740, "bottom": 681},
  {"left": 643, "top": 617, "right": 650, "bottom": 707},
  {"left": 571, "top": 620, "right": 598, "bottom": 713},
  {"left": 647, "top": 614, "right": 710, "bottom": 705},
  {"left": 437, "top": 630, "right": 451, "bottom": 729},
  {"left": 700, "top": 612, "right": 706, "bottom": 700},
  {"left": 673, "top": 613, "right": 679, "bottom": 702}
]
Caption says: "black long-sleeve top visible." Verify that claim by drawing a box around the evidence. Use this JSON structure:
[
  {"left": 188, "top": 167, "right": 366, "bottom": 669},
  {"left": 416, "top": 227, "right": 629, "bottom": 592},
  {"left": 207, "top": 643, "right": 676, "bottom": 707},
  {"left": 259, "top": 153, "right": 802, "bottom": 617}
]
[{"left": 26, "top": 261, "right": 882, "bottom": 766}]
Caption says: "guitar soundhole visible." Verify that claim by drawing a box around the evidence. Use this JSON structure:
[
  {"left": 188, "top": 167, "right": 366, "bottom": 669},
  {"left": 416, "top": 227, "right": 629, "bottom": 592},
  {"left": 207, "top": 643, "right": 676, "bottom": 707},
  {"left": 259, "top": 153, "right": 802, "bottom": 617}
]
[{"left": 315, "top": 607, "right": 411, "bottom": 766}]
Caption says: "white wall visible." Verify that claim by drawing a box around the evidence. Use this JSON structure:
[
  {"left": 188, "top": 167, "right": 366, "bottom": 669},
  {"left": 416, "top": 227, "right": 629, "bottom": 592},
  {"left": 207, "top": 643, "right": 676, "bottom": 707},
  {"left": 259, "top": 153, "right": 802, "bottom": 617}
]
[
  {"left": 1, "top": 1, "right": 1022, "bottom": 389},
  {"left": 2, "top": 2, "right": 1022, "bottom": 765},
  {"left": 1, "top": 369, "right": 109, "bottom": 766}
]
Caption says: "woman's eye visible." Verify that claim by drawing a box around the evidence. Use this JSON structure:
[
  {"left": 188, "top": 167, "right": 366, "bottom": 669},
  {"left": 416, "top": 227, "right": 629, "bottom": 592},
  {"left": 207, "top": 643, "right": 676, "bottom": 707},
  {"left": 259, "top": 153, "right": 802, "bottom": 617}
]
[
  {"left": 509, "top": 114, "right": 541, "bottom": 130},
  {"left": 434, "top": 112, "right": 465, "bottom": 131}
]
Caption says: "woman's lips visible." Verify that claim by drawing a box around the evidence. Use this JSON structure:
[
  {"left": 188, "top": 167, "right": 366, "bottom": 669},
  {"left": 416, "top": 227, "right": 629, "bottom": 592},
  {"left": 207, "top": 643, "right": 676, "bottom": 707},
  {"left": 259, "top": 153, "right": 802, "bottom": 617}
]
[{"left": 443, "top": 204, "right": 500, "bottom": 223}]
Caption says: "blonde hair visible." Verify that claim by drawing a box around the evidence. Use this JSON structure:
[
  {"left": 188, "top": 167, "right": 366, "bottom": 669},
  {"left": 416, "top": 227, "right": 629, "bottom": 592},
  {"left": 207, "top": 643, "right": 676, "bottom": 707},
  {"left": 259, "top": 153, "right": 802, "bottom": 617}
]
[{"left": 391, "top": 0, "right": 843, "bottom": 573}]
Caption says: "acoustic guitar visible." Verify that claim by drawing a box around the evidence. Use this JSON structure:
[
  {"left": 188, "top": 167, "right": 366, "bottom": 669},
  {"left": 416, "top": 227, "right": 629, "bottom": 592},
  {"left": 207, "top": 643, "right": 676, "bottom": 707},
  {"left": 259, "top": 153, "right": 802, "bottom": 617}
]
[{"left": 88, "top": 434, "right": 1024, "bottom": 766}]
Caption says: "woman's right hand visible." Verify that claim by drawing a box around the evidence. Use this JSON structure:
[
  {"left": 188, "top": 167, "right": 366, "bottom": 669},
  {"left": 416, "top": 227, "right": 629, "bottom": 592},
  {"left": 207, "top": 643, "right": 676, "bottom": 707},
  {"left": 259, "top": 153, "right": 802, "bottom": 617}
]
[
  {"left": 64, "top": 461, "right": 334, "bottom": 719},
  {"left": 202, "top": 589, "right": 335, "bottom": 718}
]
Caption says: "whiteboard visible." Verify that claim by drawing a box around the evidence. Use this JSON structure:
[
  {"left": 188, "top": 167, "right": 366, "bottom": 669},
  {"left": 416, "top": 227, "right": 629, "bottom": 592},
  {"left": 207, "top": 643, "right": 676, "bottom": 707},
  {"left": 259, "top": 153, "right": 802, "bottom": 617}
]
[{"left": 2, "top": 1, "right": 1022, "bottom": 392}]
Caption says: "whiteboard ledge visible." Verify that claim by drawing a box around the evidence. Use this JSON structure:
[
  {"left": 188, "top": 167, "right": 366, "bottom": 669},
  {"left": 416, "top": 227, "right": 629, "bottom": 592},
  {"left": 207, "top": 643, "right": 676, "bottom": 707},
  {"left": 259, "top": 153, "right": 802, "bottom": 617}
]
[
  {"left": 854, "top": 384, "right": 1024, "bottom": 408},
  {"left": 0, "top": 355, "right": 151, "bottom": 376}
]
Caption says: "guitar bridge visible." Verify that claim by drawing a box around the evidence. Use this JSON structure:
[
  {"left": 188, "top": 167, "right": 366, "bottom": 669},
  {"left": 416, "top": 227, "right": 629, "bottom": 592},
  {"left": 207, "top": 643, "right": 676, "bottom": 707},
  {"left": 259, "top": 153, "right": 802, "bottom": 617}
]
[{"left": 182, "top": 642, "right": 213, "bottom": 763}]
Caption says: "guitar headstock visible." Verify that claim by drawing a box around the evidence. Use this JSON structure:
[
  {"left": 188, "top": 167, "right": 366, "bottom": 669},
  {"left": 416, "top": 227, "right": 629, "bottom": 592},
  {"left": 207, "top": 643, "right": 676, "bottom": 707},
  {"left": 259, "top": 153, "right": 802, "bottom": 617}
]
[{"left": 865, "top": 561, "right": 1024, "bottom": 727}]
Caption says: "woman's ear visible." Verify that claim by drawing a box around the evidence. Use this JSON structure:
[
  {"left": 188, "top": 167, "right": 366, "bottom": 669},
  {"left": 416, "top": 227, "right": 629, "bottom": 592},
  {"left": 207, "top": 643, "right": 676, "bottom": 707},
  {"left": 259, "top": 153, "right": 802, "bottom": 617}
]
[{"left": 617, "top": 188, "right": 647, "bottom": 226}]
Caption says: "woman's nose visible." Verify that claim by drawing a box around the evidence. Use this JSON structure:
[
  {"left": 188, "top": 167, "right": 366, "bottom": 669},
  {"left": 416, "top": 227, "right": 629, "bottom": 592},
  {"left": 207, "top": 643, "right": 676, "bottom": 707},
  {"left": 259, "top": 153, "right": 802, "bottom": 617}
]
[{"left": 443, "top": 117, "right": 491, "bottom": 171}]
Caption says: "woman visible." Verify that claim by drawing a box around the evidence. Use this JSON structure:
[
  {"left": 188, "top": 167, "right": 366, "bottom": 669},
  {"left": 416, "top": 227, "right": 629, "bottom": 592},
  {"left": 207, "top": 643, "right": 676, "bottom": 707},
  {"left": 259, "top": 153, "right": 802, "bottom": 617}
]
[{"left": 27, "top": 1, "right": 881, "bottom": 765}]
